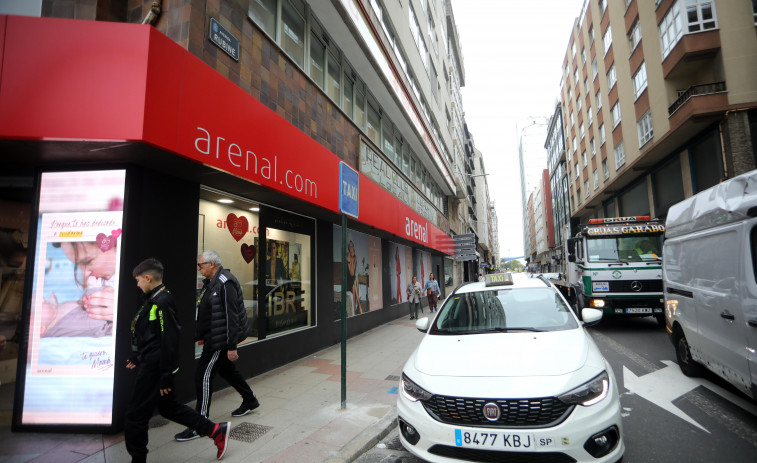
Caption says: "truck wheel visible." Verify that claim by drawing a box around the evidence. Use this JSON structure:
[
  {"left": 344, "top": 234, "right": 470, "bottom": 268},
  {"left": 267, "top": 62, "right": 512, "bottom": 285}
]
[{"left": 674, "top": 330, "right": 704, "bottom": 377}]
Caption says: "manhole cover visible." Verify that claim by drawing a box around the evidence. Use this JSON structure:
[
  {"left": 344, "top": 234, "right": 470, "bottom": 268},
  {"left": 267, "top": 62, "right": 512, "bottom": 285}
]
[
  {"left": 385, "top": 375, "right": 400, "bottom": 382},
  {"left": 230, "top": 422, "right": 273, "bottom": 443},
  {"left": 385, "top": 435, "right": 404, "bottom": 450}
]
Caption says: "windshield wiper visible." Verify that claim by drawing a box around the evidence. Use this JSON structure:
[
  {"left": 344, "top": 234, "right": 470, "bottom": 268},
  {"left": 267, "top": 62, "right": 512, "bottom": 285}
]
[{"left": 468, "top": 327, "right": 545, "bottom": 333}]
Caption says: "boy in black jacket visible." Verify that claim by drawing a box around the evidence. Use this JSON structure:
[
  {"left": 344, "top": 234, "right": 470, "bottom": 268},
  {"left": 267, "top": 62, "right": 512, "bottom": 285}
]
[{"left": 125, "top": 258, "right": 230, "bottom": 462}]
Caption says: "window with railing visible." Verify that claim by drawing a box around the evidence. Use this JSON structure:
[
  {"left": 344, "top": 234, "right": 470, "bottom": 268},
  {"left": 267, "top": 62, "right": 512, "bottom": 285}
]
[
  {"left": 633, "top": 62, "right": 647, "bottom": 99},
  {"left": 668, "top": 82, "right": 726, "bottom": 116},
  {"left": 638, "top": 111, "right": 653, "bottom": 147}
]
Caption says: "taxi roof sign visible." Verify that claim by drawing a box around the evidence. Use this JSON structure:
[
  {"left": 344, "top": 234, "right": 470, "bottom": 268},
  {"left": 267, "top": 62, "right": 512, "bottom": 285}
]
[{"left": 485, "top": 273, "right": 513, "bottom": 287}]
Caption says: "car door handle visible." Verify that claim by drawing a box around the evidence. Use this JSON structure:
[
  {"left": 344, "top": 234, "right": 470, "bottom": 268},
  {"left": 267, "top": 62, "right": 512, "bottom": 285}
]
[
  {"left": 720, "top": 312, "right": 735, "bottom": 321},
  {"left": 748, "top": 319, "right": 757, "bottom": 328}
]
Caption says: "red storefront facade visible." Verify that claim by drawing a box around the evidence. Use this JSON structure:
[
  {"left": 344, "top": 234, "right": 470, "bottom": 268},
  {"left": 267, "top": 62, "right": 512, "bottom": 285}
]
[{"left": 0, "top": 15, "right": 453, "bottom": 431}]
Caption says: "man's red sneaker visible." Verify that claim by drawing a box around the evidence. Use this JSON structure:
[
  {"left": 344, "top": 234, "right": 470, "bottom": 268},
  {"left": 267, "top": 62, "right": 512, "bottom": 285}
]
[{"left": 210, "top": 422, "right": 230, "bottom": 460}]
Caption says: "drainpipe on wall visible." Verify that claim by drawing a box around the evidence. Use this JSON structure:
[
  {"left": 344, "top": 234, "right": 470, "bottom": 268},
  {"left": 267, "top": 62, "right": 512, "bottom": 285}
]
[{"left": 141, "top": 1, "right": 163, "bottom": 26}]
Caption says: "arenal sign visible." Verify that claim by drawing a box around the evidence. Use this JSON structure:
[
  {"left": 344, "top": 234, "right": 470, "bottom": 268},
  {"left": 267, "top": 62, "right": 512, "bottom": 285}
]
[{"left": 0, "top": 16, "right": 456, "bottom": 255}]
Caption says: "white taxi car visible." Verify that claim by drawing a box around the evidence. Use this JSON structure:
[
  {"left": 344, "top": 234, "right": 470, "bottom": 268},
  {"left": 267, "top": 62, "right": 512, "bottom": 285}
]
[{"left": 397, "top": 273, "right": 624, "bottom": 462}]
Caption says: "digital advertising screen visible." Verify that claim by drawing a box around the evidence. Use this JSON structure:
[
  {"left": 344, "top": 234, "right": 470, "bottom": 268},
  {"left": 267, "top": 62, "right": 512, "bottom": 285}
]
[{"left": 19, "top": 170, "right": 125, "bottom": 426}]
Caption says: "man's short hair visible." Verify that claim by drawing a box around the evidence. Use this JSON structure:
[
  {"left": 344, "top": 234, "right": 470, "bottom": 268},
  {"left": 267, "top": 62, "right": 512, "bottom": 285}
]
[
  {"left": 198, "top": 249, "right": 222, "bottom": 266},
  {"left": 133, "top": 258, "right": 164, "bottom": 280}
]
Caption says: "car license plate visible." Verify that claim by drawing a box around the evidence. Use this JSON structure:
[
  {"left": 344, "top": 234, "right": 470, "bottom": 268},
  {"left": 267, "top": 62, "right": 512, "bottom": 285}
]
[
  {"left": 455, "top": 429, "right": 550, "bottom": 451},
  {"left": 626, "top": 307, "right": 652, "bottom": 313},
  {"left": 592, "top": 281, "right": 609, "bottom": 292}
]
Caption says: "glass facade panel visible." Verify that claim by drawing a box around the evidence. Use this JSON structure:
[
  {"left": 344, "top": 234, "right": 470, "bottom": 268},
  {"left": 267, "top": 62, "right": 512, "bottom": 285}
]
[
  {"left": 249, "top": 0, "right": 277, "bottom": 37},
  {"left": 281, "top": 0, "right": 305, "bottom": 67}
]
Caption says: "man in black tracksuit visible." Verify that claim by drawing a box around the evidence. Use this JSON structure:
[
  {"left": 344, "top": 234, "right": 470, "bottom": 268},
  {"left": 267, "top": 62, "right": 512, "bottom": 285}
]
[
  {"left": 125, "top": 258, "right": 230, "bottom": 462},
  {"left": 175, "top": 250, "right": 258, "bottom": 442}
]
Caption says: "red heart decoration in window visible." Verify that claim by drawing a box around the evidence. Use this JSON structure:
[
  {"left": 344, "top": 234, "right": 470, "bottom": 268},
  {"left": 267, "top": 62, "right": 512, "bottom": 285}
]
[
  {"left": 241, "top": 243, "right": 256, "bottom": 263},
  {"left": 227, "top": 213, "right": 248, "bottom": 242}
]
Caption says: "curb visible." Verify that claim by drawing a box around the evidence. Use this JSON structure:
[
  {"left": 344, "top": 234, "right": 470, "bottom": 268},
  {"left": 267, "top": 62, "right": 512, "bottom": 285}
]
[{"left": 324, "top": 411, "right": 398, "bottom": 463}]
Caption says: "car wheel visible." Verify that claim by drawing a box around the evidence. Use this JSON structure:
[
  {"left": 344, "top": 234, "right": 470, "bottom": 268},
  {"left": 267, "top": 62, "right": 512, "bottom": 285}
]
[
  {"left": 654, "top": 314, "right": 665, "bottom": 327},
  {"left": 675, "top": 330, "right": 704, "bottom": 377}
]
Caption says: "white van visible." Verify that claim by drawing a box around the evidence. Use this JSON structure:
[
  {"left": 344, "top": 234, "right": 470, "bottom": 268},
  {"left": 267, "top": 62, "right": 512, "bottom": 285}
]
[{"left": 663, "top": 169, "right": 757, "bottom": 400}]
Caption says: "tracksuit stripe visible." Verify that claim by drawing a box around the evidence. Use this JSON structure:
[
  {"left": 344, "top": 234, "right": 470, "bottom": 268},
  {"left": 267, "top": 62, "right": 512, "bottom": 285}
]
[{"left": 200, "top": 350, "right": 221, "bottom": 417}]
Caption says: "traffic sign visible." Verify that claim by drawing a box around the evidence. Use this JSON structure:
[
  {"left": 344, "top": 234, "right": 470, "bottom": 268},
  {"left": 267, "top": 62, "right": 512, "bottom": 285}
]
[
  {"left": 453, "top": 233, "right": 475, "bottom": 242},
  {"left": 454, "top": 243, "right": 476, "bottom": 250},
  {"left": 454, "top": 255, "right": 477, "bottom": 261},
  {"left": 339, "top": 161, "right": 359, "bottom": 218}
]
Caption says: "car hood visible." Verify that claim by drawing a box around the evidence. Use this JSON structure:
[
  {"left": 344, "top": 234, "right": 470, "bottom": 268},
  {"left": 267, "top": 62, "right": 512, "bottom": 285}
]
[{"left": 414, "top": 330, "right": 590, "bottom": 378}]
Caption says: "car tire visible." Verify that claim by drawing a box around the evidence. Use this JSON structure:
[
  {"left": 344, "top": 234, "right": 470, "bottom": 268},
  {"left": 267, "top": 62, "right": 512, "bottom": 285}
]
[{"left": 674, "top": 330, "right": 705, "bottom": 377}]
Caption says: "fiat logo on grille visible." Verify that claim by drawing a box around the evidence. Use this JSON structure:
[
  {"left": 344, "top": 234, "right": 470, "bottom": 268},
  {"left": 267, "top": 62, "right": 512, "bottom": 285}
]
[
  {"left": 483, "top": 403, "right": 500, "bottom": 421},
  {"left": 631, "top": 281, "right": 642, "bottom": 292}
]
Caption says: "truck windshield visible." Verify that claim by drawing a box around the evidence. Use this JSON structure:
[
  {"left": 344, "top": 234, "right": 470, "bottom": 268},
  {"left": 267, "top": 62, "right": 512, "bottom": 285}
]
[{"left": 586, "top": 234, "right": 663, "bottom": 262}]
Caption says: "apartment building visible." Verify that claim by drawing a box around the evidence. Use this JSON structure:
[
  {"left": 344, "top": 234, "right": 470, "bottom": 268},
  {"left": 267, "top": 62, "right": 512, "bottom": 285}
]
[
  {"left": 545, "top": 103, "right": 573, "bottom": 273},
  {"left": 559, "top": 0, "right": 757, "bottom": 224},
  {"left": 517, "top": 116, "right": 550, "bottom": 268},
  {"left": 0, "top": 0, "right": 485, "bottom": 430}
]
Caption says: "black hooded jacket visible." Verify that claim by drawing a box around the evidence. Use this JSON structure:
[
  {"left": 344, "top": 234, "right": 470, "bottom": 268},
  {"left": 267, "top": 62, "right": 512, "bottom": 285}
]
[
  {"left": 196, "top": 267, "right": 248, "bottom": 352},
  {"left": 130, "top": 284, "right": 180, "bottom": 380}
]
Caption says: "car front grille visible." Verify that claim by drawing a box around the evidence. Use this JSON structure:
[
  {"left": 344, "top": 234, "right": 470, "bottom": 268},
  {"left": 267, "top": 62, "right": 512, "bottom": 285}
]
[
  {"left": 607, "top": 279, "right": 662, "bottom": 292},
  {"left": 422, "top": 395, "right": 573, "bottom": 428},
  {"left": 428, "top": 445, "right": 577, "bottom": 462}
]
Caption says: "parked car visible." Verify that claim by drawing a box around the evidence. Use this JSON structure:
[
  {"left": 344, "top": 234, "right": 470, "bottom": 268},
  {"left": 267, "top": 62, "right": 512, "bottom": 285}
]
[
  {"left": 663, "top": 169, "right": 757, "bottom": 399},
  {"left": 397, "top": 273, "right": 624, "bottom": 462}
]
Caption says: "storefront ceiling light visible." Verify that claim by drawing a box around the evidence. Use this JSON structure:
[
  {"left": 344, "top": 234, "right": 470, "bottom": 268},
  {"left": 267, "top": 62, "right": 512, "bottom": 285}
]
[
  {"left": 218, "top": 199, "right": 233, "bottom": 204},
  {"left": 249, "top": 207, "right": 260, "bottom": 211}
]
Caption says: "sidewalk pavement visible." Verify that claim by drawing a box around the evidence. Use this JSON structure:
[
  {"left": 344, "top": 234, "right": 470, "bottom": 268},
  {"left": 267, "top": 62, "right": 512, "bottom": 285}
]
[{"left": 0, "top": 315, "right": 425, "bottom": 463}]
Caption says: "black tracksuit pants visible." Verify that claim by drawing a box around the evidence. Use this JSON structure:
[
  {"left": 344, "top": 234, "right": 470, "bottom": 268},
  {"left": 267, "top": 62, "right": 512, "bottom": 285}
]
[
  {"left": 195, "top": 349, "right": 255, "bottom": 418},
  {"left": 125, "top": 360, "right": 215, "bottom": 460}
]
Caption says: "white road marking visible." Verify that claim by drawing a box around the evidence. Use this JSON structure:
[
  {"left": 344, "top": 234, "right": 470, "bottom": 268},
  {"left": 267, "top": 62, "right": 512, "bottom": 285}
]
[{"left": 623, "top": 360, "right": 710, "bottom": 432}]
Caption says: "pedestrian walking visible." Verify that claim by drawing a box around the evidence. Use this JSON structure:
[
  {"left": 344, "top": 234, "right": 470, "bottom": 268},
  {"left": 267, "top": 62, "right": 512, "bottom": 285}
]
[
  {"left": 175, "top": 250, "right": 259, "bottom": 442},
  {"left": 424, "top": 273, "right": 441, "bottom": 312},
  {"left": 125, "top": 258, "right": 229, "bottom": 462},
  {"left": 406, "top": 276, "right": 422, "bottom": 319}
]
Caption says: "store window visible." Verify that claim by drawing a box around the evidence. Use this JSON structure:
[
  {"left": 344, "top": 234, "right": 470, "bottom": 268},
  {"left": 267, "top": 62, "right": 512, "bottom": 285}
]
[{"left": 198, "top": 191, "right": 313, "bottom": 343}]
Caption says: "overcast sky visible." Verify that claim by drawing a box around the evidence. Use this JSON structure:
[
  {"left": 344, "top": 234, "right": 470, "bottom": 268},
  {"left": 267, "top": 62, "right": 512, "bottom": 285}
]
[{"left": 451, "top": 0, "right": 585, "bottom": 260}]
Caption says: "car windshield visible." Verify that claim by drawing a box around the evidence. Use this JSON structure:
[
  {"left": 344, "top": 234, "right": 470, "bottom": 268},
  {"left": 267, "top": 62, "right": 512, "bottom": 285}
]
[
  {"left": 586, "top": 234, "right": 663, "bottom": 262},
  {"left": 429, "top": 287, "right": 578, "bottom": 334}
]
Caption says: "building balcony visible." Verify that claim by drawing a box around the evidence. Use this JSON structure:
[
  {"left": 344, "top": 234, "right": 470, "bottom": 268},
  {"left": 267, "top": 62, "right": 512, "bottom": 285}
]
[
  {"left": 668, "top": 82, "right": 727, "bottom": 123},
  {"left": 662, "top": 30, "right": 721, "bottom": 79}
]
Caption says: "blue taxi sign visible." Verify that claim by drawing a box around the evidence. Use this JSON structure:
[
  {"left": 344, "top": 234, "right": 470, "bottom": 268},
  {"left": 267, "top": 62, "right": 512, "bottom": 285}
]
[{"left": 485, "top": 273, "right": 513, "bottom": 286}]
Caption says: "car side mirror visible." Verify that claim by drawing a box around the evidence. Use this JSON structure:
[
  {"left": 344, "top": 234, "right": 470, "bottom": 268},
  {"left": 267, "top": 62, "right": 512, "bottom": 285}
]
[
  {"left": 581, "top": 308, "right": 602, "bottom": 326},
  {"left": 416, "top": 317, "right": 430, "bottom": 333}
]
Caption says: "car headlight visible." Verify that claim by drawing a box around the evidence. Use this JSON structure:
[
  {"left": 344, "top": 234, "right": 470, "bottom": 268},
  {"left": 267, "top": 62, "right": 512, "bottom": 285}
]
[
  {"left": 400, "top": 373, "right": 433, "bottom": 402},
  {"left": 558, "top": 371, "right": 609, "bottom": 406}
]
